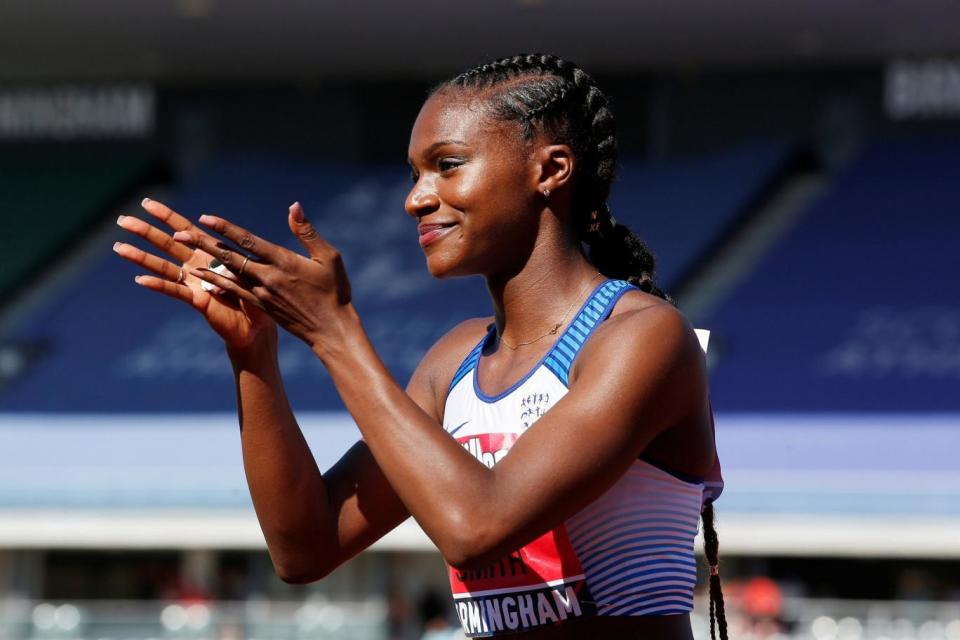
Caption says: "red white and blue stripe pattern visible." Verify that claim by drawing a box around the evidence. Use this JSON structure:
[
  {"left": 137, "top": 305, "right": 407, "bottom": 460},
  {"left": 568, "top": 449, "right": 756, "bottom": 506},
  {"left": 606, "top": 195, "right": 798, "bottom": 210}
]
[{"left": 442, "top": 278, "right": 707, "bottom": 622}]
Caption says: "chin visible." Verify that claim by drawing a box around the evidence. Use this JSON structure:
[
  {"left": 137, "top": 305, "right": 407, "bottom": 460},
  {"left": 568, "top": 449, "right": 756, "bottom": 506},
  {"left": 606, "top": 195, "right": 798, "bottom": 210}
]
[
  {"left": 424, "top": 251, "right": 476, "bottom": 279},
  {"left": 425, "top": 257, "right": 460, "bottom": 279}
]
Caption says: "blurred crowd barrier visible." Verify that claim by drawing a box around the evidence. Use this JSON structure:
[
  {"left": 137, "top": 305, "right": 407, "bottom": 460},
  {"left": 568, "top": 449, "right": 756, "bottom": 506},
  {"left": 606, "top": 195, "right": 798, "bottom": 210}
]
[
  {"left": 1, "top": 596, "right": 959, "bottom": 640},
  {"left": 0, "top": 598, "right": 386, "bottom": 640},
  {"left": 692, "top": 595, "right": 960, "bottom": 640}
]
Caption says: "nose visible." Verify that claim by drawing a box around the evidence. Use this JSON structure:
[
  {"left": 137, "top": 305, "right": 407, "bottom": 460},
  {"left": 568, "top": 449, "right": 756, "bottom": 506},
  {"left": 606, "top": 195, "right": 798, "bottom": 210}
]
[{"left": 404, "top": 183, "right": 441, "bottom": 218}]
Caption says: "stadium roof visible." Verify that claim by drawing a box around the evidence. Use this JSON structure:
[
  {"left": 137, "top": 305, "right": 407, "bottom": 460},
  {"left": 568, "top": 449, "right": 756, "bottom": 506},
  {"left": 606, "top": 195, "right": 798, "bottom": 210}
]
[{"left": 0, "top": 1, "right": 959, "bottom": 81}]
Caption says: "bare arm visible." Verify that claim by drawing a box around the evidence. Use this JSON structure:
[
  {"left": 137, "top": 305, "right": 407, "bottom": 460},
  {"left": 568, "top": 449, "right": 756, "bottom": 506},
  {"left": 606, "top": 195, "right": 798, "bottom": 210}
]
[
  {"left": 116, "top": 199, "right": 447, "bottom": 583},
  {"left": 228, "top": 334, "right": 413, "bottom": 582},
  {"left": 227, "top": 319, "right": 466, "bottom": 583},
  {"left": 182, "top": 209, "right": 710, "bottom": 570},
  {"left": 316, "top": 303, "right": 706, "bottom": 568}
]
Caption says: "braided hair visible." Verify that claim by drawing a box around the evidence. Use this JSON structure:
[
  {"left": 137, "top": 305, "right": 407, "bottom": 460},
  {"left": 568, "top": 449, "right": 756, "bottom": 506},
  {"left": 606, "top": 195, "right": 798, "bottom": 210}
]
[
  {"left": 435, "top": 54, "right": 727, "bottom": 640},
  {"left": 433, "top": 52, "right": 673, "bottom": 304}
]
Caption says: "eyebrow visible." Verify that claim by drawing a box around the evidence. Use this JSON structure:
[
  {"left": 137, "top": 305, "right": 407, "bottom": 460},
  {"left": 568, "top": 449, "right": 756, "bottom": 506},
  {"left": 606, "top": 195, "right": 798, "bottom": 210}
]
[{"left": 408, "top": 139, "right": 468, "bottom": 165}]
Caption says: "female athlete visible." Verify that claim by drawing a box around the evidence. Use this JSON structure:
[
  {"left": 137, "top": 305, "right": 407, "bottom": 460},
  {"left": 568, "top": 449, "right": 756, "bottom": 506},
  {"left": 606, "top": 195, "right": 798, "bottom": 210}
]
[{"left": 115, "top": 53, "right": 727, "bottom": 639}]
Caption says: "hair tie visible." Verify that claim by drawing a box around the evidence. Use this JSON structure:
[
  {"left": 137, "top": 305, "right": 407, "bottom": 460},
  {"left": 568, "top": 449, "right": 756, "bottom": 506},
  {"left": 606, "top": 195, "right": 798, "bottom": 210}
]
[{"left": 709, "top": 564, "right": 720, "bottom": 577}]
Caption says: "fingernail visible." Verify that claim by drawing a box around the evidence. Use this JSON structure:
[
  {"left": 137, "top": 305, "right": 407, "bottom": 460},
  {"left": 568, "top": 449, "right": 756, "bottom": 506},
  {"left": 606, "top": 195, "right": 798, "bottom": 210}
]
[
  {"left": 290, "top": 202, "right": 304, "bottom": 222},
  {"left": 113, "top": 242, "right": 122, "bottom": 252},
  {"left": 142, "top": 198, "right": 151, "bottom": 206},
  {"left": 116, "top": 215, "right": 125, "bottom": 225},
  {"left": 134, "top": 276, "right": 143, "bottom": 284},
  {"left": 173, "top": 231, "right": 191, "bottom": 242},
  {"left": 198, "top": 214, "right": 215, "bottom": 225}
]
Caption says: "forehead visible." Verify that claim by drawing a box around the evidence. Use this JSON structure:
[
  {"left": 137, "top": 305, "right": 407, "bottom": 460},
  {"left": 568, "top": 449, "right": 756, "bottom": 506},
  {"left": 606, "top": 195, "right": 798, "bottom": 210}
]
[{"left": 407, "top": 90, "right": 519, "bottom": 157}]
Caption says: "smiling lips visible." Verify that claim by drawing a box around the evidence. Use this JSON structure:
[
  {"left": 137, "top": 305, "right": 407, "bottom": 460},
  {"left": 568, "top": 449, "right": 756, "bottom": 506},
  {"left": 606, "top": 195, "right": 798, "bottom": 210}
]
[{"left": 418, "top": 222, "right": 456, "bottom": 247}]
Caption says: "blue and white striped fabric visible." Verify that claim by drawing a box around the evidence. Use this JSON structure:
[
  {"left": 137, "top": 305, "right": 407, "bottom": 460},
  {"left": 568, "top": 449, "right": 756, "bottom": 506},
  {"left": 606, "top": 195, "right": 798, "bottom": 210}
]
[
  {"left": 566, "top": 461, "right": 703, "bottom": 615},
  {"left": 551, "top": 280, "right": 705, "bottom": 615}
]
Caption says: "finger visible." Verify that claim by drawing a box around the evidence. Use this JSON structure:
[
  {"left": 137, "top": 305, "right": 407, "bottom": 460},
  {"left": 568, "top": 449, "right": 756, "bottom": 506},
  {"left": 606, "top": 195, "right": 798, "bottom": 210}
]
[
  {"left": 172, "top": 230, "right": 260, "bottom": 280},
  {"left": 197, "top": 214, "right": 282, "bottom": 263},
  {"left": 133, "top": 274, "right": 194, "bottom": 305},
  {"left": 141, "top": 198, "right": 195, "bottom": 233},
  {"left": 141, "top": 198, "right": 220, "bottom": 244},
  {"left": 113, "top": 241, "right": 186, "bottom": 283},
  {"left": 287, "top": 202, "right": 335, "bottom": 259},
  {"left": 116, "top": 215, "right": 193, "bottom": 262},
  {"left": 190, "top": 268, "right": 265, "bottom": 310}
]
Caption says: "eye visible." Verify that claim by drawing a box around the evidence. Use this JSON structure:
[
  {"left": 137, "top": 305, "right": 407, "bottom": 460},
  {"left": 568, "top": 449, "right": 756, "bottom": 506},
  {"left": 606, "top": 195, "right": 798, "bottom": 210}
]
[
  {"left": 409, "top": 169, "right": 419, "bottom": 183},
  {"left": 438, "top": 157, "right": 464, "bottom": 173}
]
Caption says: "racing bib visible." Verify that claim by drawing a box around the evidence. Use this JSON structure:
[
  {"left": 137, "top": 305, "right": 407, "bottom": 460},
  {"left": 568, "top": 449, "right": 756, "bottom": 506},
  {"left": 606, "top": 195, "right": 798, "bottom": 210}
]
[{"left": 448, "top": 432, "right": 596, "bottom": 637}]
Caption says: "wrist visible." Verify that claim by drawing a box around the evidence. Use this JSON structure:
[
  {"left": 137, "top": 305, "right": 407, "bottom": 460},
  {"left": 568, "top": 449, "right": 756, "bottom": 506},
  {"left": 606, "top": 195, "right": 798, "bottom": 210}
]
[
  {"left": 309, "top": 304, "right": 367, "bottom": 365},
  {"left": 227, "top": 326, "right": 279, "bottom": 371}
]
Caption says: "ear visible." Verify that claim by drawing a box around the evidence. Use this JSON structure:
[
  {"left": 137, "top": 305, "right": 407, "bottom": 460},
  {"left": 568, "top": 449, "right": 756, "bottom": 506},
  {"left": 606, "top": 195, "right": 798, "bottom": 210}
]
[{"left": 532, "top": 143, "right": 574, "bottom": 196}]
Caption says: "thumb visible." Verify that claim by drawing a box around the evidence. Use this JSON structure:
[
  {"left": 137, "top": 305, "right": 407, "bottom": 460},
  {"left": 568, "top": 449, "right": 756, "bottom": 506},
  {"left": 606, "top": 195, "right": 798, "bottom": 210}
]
[{"left": 287, "top": 202, "right": 327, "bottom": 257}]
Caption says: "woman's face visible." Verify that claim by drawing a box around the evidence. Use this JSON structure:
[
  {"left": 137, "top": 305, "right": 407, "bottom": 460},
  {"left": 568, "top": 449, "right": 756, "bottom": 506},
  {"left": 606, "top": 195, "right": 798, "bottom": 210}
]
[{"left": 405, "top": 90, "right": 540, "bottom": 279}]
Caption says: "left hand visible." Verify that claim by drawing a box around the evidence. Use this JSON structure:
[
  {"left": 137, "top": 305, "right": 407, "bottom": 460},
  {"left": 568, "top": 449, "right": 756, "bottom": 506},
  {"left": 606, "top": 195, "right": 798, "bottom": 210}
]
[{"left": 174, "top": 202, "right": 355, "bottom": 353}]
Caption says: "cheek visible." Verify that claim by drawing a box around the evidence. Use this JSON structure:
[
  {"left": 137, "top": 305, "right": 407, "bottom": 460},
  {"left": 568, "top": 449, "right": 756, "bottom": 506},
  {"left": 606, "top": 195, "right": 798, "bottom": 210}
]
[{"left": 446, "top": 163, "right": 528, "bottom": 230}]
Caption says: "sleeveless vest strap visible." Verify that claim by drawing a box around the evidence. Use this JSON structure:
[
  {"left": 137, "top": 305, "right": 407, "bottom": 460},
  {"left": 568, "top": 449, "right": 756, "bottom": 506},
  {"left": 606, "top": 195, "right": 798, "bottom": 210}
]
[
  {"left": 447, "top": 326, "right": 492, "bottom": 394},
  {"left": 543, "top": 279, "right": 634, "bottom": 386}
]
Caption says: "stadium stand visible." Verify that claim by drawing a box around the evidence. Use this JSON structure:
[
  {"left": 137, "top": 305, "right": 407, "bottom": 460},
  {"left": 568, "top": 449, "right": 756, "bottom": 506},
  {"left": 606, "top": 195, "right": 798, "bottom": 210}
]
[
  {"left": 1, "top": 139, "right": 957, "bottom": 560},
  {"left": 610, "top": 139, "right": 799, "bottom": 289},
  {"left": 0, "top": 148, "right": 157, "bottom": 301},
  {"left": 0, "top": 141, "right": 796, "bottom": 413},
  {"left": 690, "top": 136, "right": 960, "bottom": 557},
  {"left": 701, "top": 135, "right": 960, "bottom": 412}
]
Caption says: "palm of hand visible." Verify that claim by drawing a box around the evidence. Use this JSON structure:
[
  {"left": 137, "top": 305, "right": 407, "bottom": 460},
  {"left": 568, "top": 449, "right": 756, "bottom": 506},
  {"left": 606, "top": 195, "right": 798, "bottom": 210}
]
[
  {"left": 114, "top": 199, "right": 274, "bottom": 352},
  {"left": 181, "top": 249, "right": 272, "bottom": 350}
]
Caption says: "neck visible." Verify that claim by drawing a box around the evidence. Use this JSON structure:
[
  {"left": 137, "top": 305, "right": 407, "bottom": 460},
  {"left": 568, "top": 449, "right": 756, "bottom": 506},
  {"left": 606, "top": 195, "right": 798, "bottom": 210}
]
[{"left": 485, "top": 231, "right": 602, "bottom": 347}]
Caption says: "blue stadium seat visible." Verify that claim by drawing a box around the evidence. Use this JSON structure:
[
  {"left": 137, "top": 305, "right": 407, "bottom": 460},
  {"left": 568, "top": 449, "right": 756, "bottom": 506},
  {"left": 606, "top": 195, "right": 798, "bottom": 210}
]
[
  {"left": 702, "top": 136, "right": 960, "bottom": 412},
  {"left": 0, "top": 142, "right": 795, "bottom": 413},
  {"left": 611, "top": 139, "right": 796, "bottom": 288}
]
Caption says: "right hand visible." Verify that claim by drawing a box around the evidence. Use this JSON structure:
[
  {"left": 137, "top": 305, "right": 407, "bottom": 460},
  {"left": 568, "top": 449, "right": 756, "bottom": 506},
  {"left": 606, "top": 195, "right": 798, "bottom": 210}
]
[{"left": 114, "top": 198, "right": 275, "bottom": 352}]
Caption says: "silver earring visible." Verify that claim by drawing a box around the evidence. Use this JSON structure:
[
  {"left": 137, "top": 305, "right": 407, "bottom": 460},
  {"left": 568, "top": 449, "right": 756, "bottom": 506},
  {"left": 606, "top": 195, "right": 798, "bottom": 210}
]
[{"left": 542, "top": 188, "right": 551, "bottom": 197}]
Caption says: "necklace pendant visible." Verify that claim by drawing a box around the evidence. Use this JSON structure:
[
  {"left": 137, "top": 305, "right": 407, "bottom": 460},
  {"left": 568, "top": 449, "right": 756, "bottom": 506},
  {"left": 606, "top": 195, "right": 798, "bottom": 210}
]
[{"left": 548, "top": 324, "right": 560, "bottom": 335}]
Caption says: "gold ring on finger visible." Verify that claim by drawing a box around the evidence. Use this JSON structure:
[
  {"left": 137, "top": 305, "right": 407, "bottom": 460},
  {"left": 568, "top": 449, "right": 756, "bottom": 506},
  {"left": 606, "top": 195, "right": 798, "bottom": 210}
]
[
  {"left": 239, "top": 255, "right": 251, "bottom": 276},
  {"left": 177, "top": 268, "right": 186, "bottom": 284}
]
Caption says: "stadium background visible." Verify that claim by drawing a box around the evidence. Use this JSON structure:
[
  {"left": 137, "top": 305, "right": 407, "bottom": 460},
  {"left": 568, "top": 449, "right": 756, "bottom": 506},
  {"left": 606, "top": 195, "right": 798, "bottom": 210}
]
[{"left": 1, "top": 2, "right": 959, "bottom": 638}]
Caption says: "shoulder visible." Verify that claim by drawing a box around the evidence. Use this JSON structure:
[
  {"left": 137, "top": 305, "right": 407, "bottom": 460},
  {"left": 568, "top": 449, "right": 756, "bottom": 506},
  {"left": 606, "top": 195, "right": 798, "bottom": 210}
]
[
  {"left": 570, "top": 288, "right": 705, "bottom": 392},
  {"left": 407, "top": 316, "right": 493, "bottom": 418}
]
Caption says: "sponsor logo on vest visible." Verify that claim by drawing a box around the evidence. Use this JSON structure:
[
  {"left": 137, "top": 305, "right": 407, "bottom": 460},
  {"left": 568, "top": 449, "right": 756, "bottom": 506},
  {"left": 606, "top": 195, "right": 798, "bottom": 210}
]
[
  {"left": 462, "top": 436, "right": 509, "bottom": 468},
  {"left": 454, "top": 584, "right": 586, "bottom": 637},
  {"left": 455, "top": 550, "right": 527, "bottom": 582}
]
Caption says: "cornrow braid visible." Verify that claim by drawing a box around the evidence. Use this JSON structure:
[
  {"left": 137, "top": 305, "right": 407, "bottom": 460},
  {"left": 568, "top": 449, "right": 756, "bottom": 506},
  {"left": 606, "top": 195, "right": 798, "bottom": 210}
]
[
  {"left": 433, "top": 53, "right": 670, "bottom": 304},
  {"left": 582, "top": 204, "right": 675, "bottom": 305}
]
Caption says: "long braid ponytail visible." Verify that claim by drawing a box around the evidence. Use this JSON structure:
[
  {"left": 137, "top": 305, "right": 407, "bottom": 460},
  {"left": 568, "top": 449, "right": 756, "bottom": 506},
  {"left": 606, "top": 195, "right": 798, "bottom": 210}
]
[{"left": 702, "top": 499, "right": 729, "bottom": 640}]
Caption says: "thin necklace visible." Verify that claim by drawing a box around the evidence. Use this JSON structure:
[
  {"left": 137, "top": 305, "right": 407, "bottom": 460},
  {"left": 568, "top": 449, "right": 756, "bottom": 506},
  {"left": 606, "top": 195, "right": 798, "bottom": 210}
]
[{"left": 499, "top": 272, "right": 603, "bottom": 350}]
